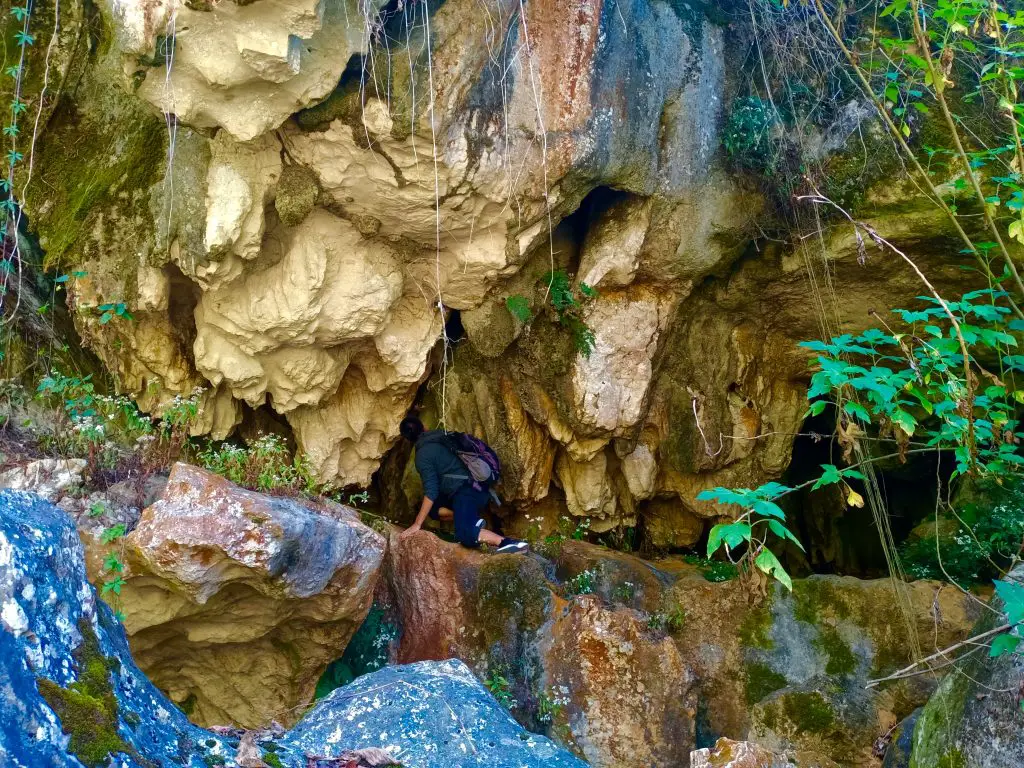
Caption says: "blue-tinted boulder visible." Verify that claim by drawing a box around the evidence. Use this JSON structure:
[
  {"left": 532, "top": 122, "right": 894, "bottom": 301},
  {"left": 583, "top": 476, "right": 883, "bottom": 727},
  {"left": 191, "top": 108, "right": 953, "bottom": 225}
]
[
  {"left": 0, "top": 489, "right": 233, "bottom": 768},
  {"left": 283, "top": 658, "right": 587, "bottom": 768}
]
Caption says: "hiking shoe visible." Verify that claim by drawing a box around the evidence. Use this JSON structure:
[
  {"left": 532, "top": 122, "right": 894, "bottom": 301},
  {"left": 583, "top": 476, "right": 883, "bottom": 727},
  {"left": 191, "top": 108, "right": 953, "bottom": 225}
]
[{"left": 495, "top": 537, "right": 529, "bottom": 554}]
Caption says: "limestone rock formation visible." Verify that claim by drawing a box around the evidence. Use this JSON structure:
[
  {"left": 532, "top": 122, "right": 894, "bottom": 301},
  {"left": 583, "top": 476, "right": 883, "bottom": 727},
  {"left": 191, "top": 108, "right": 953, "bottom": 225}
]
[
  {"left": 690, "top": 738, "right": 803, "bottom": 768},
  {"left": 0, "top": 458, "right": 87, "bottom": 501},
  {"left": 20, "top": 0, "right": 1006, "bottom": 549},
  {"left": 23, "top": 0, "right": 778, "bottom": 512},
  {"left": 385, "top": 530, "right": 696, "bottom": 767},
  {"left": 379, "top": 530, "right": 981, "bottom": 768},
  {"left": 0, "top": 490, "right": 583, "bottom": 767},
  {"left": 666, "top": 573, "right": 981, "bottom": 767},
  {"left": 95, "top": 463, "right": 386, "bottom": 728},
  {"left": 541, "top": 596, "right": 696, "bottom": 767}
]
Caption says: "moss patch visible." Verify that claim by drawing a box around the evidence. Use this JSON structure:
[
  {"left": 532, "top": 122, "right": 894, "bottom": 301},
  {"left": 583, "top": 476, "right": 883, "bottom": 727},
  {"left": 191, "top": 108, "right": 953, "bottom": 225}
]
[
  {"left": 476, "top": 555, "right": 551, "bottom": 644},
  {"left": 814, "top": 625, "right": 857, "bottom": 677},
  {"left": 783, "top": 691, "right": 835, "bottom": 733},
  {"left": 792, "top": 579, "right": 850, "bottom": 625},
  {"left": 744, "top": 661, "right": 787, "bottom": 705},
  {"left": 908, "top": 668, "right": 973, "bottom": 768},
  {"left": 738, "top": 601, "right": 774, "bottom": 650},
  {"left": 37, "top": 620, "right": 137, "bottom": 767},
  {"left": 275, "top": 165, "right": 320, "bottom": 227}
]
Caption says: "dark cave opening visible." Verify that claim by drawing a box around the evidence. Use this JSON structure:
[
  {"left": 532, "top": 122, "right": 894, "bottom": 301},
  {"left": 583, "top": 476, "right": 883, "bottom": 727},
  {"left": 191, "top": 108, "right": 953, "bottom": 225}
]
[{"left": 779, "top": 404, "right": 956, "bottom": 578}]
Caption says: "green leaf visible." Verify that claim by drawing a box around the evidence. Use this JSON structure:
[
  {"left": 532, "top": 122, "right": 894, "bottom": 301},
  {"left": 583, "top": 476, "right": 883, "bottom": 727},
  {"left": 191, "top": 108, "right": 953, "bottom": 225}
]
[
  {"left": 880, "top": 0, "right": 908, "bottom": 18},
  {"left": 103, "top": 552, "right": 124, "bottom": 573},
  {"left": 891, "top": 409, "right": 917, "bottom": 437},
  {"left": 707, "top": 522, "right": 751, "bottom": 557},
  {"left": 100, "top": 524, "right": 126, "bottom": 544},
  {"left": 1010, "top": 219, "right": 1024, "bottom": 245},
  {"left": 752, "top": 500, "right": 786, "bottom": 520},
  {"left": 767, "top": 518, "right": 805, "bottom": 551},
  {"left": 995, "top": 580, "right": 1024, "bottom": 625},
  {"left": 101, "top": 576, "right": 126, "bottom": 595},
  {"left": 990, "top": 632, "right": 1021, "bottom": 658},
  {"left": 754, "top": 548, "right": 793, "bottom": 591},
  {"left": 806, "top": 400, "right": 828, "bottom": 418},
  {"left": 843, "top": 401, "right": 870, "bottom": 423},
  {"left": 812, "top": 464, "right": 842, "bottom": 490}
]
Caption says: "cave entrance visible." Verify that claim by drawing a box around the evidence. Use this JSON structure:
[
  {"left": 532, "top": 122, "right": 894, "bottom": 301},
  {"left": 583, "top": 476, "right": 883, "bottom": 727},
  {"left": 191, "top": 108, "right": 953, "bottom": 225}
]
[{"left": 780, "top": 404, "right": 956, "bottom": 578}]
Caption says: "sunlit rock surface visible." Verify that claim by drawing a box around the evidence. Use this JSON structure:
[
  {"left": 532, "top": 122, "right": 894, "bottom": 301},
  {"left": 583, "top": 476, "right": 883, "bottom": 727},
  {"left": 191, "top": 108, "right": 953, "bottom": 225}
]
[
  {"left": 282, "top": 659, "right": 587, "bottom": 768},
  {"left": 84, "top": 463, "right": 386, "bottom": 728}
]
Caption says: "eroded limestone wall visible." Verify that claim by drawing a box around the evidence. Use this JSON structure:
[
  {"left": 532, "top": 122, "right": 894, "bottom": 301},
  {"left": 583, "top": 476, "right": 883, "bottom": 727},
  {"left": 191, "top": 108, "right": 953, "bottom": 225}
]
[{"left": 22, "top": 0, "right": 987, "bottom": 545}]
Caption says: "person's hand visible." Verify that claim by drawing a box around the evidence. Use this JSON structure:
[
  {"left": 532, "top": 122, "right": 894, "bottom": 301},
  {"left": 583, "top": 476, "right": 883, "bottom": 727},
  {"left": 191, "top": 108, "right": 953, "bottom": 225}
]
[{"left": 400, "top": 523, "right": 422, "bottom": 541}]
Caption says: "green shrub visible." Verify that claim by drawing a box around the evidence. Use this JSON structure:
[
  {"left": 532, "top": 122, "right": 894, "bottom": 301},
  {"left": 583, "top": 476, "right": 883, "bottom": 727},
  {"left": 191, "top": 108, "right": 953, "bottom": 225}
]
[
  {"left": 901, "top": 478, "right": 1024, "bottom": 585},
  {"left": 723, "top": 96, "right": 783, "bottom": 176},
  {"left": 196, "top": 434, "right": 324, "bottom": 496}
]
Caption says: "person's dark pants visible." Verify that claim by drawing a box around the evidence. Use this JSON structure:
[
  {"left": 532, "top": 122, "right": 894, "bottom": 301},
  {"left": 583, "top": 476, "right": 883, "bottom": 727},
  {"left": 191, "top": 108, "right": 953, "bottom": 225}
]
[{"left": 428, "top": 484, "right": 490, "bottom": 547}]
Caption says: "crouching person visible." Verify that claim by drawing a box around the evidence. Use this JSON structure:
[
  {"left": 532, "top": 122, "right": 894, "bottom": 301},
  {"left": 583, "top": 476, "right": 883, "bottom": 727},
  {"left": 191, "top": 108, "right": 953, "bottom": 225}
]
[{"left": 398, "top": 417, "right": 528, "bottom": 554}]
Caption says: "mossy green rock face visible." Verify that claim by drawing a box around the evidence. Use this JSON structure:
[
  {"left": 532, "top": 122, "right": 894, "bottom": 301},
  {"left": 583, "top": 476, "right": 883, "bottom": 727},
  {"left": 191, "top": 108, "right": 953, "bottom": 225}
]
[
  {"left": 667, "top": 572, "right": 981, "bottom": 762},
  {"left": 909, "top": 568, "right": 1024, "bottom": 768},
  {"left": 36, "top": 622, "right": 135, "bottom": 767}
]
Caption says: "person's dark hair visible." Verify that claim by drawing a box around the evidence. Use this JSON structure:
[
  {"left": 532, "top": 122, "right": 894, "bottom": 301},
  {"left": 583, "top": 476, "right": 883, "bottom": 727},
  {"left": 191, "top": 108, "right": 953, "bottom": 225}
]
[{"left": 400, "top": 416, "right": 425, "bottom": 442}]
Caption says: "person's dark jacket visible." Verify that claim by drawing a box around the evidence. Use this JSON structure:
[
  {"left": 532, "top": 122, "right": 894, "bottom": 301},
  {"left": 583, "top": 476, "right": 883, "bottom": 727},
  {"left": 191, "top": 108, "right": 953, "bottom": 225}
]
[{"left": 414, "top": 430, "right": 469, "bottom": 500}]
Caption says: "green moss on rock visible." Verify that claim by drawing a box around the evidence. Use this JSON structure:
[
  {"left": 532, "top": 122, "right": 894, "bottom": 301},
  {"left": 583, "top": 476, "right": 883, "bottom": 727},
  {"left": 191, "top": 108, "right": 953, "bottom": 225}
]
[
  {"left": 37, "top": 620, "right": 136, "bottom": 767},
  {"left": 476, "top": 555, "right": 551, "bottom": 644},
  {"left": 738, "top": 600, "right": 775, "bottom": 650},
  {"left": 792, "top": 579, "right": 852, "bottom": 625},
  {"left": 814, "top": 625, "right": 857, "bottom": 677},
  {"left": 275, "top": 165, "right": 320, "bottom": 227},
  {"left": 744, "top": 661, "right": 787, "bottom": 705},
  {"left": 760, "top": 690, "right": 836, "bottom": 736},
  {"left": 908, "top": 666, "right": 973, "bottom": 768}
]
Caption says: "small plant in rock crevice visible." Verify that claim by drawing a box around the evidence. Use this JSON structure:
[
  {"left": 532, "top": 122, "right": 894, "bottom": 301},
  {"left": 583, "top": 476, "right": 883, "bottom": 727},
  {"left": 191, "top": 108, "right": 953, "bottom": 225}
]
[
  {"left": 565, "top": 569, "right": 596, "bottom": 597},
  {"left": 484, "top": 667, "right": 516, "bottom": 710},
  {"left": 505, "top": 270, "right": 599, "bottom": 358},
  {"left": 647, "top": 605, "right": 686, "bottom": 634},
  {"left": 612, "top": 581, "right": 637, "bottom": 603},
  {"left": 97, "top": 516, "right": 127, "bottom": 622}
]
